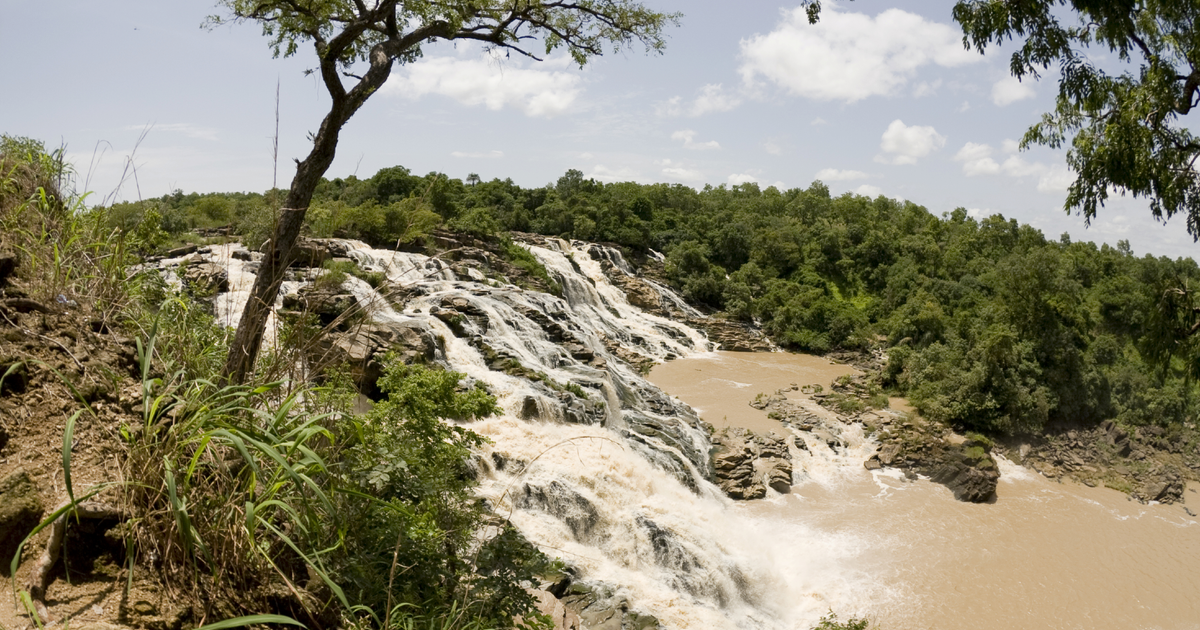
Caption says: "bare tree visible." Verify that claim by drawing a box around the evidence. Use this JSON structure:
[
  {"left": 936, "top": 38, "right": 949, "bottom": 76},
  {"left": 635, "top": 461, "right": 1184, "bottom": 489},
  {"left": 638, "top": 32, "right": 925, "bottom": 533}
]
[{"left": 212, "top": 0, "right": 679, "bottom": 384}]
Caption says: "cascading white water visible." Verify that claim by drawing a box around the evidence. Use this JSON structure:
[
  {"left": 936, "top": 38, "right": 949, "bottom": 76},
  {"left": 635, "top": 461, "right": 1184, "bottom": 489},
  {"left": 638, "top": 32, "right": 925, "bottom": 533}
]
[{"left": 182, "top": 237, "right": 889, "bottom": 629}]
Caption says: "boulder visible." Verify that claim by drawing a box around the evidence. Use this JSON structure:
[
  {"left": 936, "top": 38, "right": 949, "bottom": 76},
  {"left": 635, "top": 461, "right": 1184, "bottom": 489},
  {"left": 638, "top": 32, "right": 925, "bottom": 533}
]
[
  {"left": 518, "top": 589, "right": 582, "bottom": 630},
  {"left": 182, "top": 261, "right": 229, "bottom": 294},
  {"left": 0, "top": 469, "right": 44, "bottom": 574},
  {"left": 313, "top": 322, "right": 440, "bottom": 398},
  {"left": 560, "top": 583, "right": 660, "bottom": 630},
  {"left": 710, "top": 427, "right": 793, "bottom": 500}
]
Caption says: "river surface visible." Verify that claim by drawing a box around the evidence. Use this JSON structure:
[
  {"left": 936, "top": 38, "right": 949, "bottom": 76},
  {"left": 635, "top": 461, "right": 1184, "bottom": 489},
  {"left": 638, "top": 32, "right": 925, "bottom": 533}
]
[{"left": 648, "top": 351, "right": 1200, "bottom": 630}]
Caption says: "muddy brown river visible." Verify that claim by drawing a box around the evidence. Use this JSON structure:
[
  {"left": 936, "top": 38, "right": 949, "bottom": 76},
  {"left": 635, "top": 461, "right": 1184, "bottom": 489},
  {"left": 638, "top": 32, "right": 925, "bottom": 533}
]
[{"left": 649, "top": 351, "right": 1200, "bottom": 630}]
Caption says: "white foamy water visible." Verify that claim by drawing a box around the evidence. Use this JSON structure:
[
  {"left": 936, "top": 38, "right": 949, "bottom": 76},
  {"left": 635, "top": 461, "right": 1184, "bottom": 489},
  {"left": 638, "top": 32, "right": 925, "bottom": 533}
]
[{"left": 184, "top": 237, "right": 1200, "bottom": 629}]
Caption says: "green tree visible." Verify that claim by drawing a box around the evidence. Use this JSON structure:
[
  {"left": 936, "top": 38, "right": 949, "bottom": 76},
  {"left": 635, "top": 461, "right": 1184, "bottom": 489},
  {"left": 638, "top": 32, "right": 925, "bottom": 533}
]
[
  {"left": 214, "top": 0, "right": 680, "bottom": 384},
  {"left": 954, "top": 0, "right": 1200, "bottom": 238}
]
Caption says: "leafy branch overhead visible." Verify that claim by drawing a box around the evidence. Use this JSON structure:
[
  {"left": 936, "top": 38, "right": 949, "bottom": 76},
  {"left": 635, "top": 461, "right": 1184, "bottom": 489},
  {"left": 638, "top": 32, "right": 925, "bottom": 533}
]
[{"left": 954, "top": 1, "right": 1200, "bottom": 239}]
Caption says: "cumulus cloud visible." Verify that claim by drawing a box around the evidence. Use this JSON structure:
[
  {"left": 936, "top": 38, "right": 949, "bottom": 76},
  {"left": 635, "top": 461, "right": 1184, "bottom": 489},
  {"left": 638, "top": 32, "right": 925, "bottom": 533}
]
[
  {"left": 728, "top": 173, "right": 759, "bottom": 185},
  {"left": 855, "top": 184, "right": 884, "bottom": 197},
  {"left": 953, "top": 142, "right": 1000, "bottom": 176},
  {"left": 663, "top": 166, "right": 704, "bottom": 182},
  {"left": 672, "top": 129, "right": 721, "bottom": 151},
  {"left": 590, "top": 164, "right": 641, "bottom": 183},
  {"left": 657, "top": 84, "right": 742, "bottom": 117},
  {"left": 450, "top": 150, "right": 504, "bottom": 158},
  {"left": 1037, "top": 165, "right": 1074, "bottom": 192},
  {"left": 953, "top": 140, "right": 1076, "bottom": 193},
  {"left": 876, "top": 120, "right": 945, "bottom": 165},
  {"left": 992, "top": 75, "right": 1035, "bottom": 106},
  {"left": 739, "top": 6, "right": 980, "bottom": 102},
  {"left": 658, "top": 158, "right": 703, "bottom": 182},
  {"left": 815, "top": 168, "right": 868, "bottom": 181},
  {"left": 386, "top": 56, "right": 581, "bottom": 117}
]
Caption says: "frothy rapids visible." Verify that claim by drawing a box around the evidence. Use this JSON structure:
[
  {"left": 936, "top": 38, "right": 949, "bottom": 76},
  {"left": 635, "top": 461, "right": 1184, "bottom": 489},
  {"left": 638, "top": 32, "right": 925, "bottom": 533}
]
[{"left": 176, "top": 237, "right": 883, "bottom": 628}]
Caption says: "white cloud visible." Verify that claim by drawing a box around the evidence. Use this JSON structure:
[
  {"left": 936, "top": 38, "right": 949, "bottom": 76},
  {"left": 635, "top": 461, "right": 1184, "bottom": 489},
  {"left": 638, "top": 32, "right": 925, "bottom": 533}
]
[
  {"left": 386, "top": 56, "right": 581, "bottom": 117},
  {"left": 992, "top": 75, "right": 1035, "bottom": 106},
  {"left": 957, "top": 100, "right": 971, "bottom": 113},
  {"left": 966, "top": 207, "right": 985, "bottom": 218},
  {"left": 815, "top": 168, "right": 868, "bottom": 181},
  {"left": 728, "top": 173, "right": 759, "bottom": 185},
  {"left": 657, "top": 84, "right": 742, "bottom": 117},
  {"left": 692, "top": 84, "right": 741, "bottom": 116},
  {"left": 953, "top": 142, "right": 1000, "bottom": 176},
  {"left": 855, "top": 184, "right": 884, "bottom": 197},
  {"left": 763, "top": 139, "right": 783, "bottom": 155},
  {"left": 671, "top": 129, "right": 720, "bottom": 151},
  {"left": 450, "top": 150, "right": 504, "bottom": 159},
  {"left": 876, "top": 119, "right": 945, "bottom": 165},
  {"left": 578, "top": 152, "right": 594, "bottom": 159},
  {"left": 662, "top": 166, "right": 704, "bottom": 182},
  {"left": 590, "top": 164, "right": 641, "bottom": 182},
  {"left": 1038, "top": 165, "right": 1074, "bottom": 192},
  {"left": 128, "top": 123, "right": 217, "bottom": 141},
  {"left": 1001, "top": 155, "right": 1043, "bottom": 177},
  {"left": 739, "top": 6, "right": 980, "bottom": 102},
  {"left": 913, "top": 79, "right": 942, "bottom": 98},
  {"left": 811, "top": 117, "right": 828, "bottom": 126},
  {"left": 954, "top": 139, "right": 1075, "bottom": 193}
]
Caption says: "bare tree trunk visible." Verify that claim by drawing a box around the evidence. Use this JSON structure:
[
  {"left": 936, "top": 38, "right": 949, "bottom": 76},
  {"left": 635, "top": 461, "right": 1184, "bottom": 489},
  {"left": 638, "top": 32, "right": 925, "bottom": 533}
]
[{"left": 222, "top": 117, "right": 344, "bottom": 385}]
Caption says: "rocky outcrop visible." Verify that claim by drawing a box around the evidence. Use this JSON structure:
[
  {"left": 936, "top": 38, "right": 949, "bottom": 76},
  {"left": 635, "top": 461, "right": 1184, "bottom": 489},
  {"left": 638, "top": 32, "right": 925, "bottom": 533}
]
[
  {"left": 1005, "top": 419, "right": 1194, "bottom": 504},
  {"left": 710, "top": 427, "right": 793, "bottom": 500},
  {"left": 182, "top": 259, "right": 229, "bottom": 294},
  {"left": 515, "top": 481, "right": 601, "bottom": 542},
  {"left": 282, "top": 285, "right": 359, "bottom": 329},
  {"left": 311, "top": 321, "right": 441, "bottom": 398},
  {"left": 865, "top": 419, "right": 1000, "bottom": 503},
  {"left": 521, "top": 589, "right": 583, "bottom": 630},
  {"left": 560, "top": 582, "right": 661, "bottom": 630}
]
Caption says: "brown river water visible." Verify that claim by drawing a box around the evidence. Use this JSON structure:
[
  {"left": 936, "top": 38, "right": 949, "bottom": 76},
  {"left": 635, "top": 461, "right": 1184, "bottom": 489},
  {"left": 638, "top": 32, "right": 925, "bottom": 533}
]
[{"left": 648, "top": 351, "right": 1200, "bottom": 630}]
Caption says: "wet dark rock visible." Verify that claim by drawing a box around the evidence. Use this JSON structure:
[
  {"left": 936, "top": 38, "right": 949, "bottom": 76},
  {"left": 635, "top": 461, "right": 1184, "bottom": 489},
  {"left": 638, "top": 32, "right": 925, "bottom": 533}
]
[
  {"left": 231, "top": 249, "right": 253, "bottom": 261},
  {"left": 0, "top": 469, "right": 44, "bottom": 574},
  {"left": 163, "top": 244, "right": 198, "bottom": 258},
  {"left": 515, "top": 481, "right": 600, "bottom": 541},
  {"left": 182, "top": 260, "right": 229, "bottom": 294},
  {"left": 560, "top": 582, "right": 660, "bottom": 630},
  {"left": 710, "top": 427, "right": 793, "bottom": 500}
]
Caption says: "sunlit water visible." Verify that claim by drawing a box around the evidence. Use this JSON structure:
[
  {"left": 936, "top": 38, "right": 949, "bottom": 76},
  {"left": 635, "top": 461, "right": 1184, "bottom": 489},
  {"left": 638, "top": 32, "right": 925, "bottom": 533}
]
[
  {"left": 649, "top": 352, "right": 1200, "bottom": 630},
  {"left": 186, "top": 239, "right": 1200, "bottom": 629}
]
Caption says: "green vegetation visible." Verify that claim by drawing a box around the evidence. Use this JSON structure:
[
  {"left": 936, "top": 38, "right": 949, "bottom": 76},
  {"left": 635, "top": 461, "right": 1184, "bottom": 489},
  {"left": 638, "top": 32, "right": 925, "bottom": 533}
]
[{"left": 1, "top": 137, "right": 555, "bottom": 630}]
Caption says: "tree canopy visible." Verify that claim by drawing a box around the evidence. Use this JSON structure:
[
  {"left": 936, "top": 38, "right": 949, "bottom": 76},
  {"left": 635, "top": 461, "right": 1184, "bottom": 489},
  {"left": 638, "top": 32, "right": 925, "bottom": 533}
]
[{"left": 954, "top": 0, "right": 1200, "bottom": 239}]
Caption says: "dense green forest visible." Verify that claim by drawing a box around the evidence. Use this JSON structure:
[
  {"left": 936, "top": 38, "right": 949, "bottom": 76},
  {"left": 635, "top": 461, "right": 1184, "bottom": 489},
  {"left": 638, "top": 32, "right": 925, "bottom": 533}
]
[{"left": 111, "top": 166, "right": 1200, "bottom": 437}]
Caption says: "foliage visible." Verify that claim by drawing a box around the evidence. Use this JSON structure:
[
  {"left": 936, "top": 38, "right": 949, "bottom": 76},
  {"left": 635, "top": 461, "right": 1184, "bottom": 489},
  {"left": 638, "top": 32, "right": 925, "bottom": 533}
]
[
  {"left": 951, "top": 1, "right": 1200, "bottom": 239},
  {"left": 126, "top": 327, "right": 549, "bottom": 629},
  {"left": 0, "top": 135, "right": 132, "bottom": 317},
  {"left": 811, "top": 611, "right": 871, "bottom": 630}
]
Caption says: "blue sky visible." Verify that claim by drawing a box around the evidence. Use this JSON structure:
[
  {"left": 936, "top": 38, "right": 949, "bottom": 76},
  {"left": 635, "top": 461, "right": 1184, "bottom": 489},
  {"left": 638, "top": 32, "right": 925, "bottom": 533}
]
[{"left": 4, "top": 0, "right": 1198, "bottom": 259}]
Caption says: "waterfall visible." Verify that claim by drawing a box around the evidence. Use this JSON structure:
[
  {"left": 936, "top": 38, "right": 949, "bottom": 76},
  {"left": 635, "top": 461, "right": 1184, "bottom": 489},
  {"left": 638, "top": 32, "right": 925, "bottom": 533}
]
[{"left": 181, "top": 237, "right": 883, "bottom": 629}]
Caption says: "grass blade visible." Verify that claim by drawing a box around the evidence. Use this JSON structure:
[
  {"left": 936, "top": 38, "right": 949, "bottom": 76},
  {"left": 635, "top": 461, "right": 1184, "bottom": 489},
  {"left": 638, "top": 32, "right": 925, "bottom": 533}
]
[{"left": 194, "top": 614, "right": 306, "bottom": 630}]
